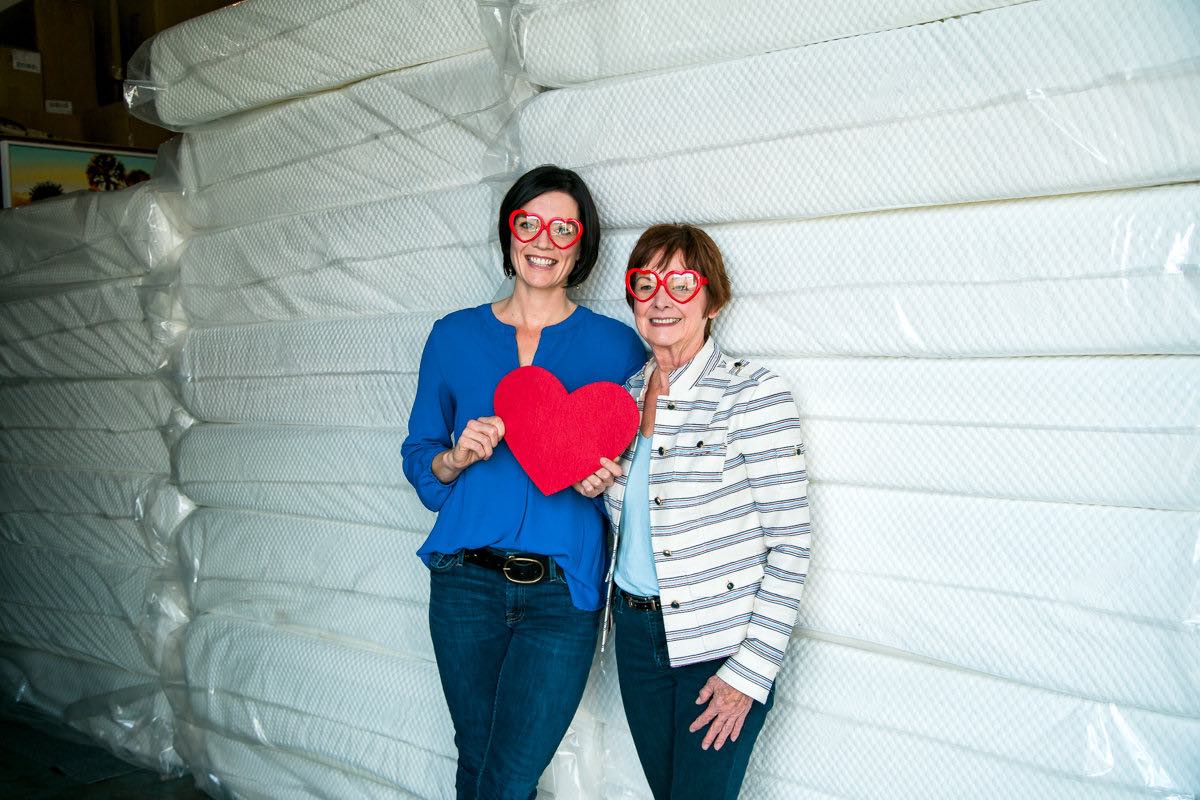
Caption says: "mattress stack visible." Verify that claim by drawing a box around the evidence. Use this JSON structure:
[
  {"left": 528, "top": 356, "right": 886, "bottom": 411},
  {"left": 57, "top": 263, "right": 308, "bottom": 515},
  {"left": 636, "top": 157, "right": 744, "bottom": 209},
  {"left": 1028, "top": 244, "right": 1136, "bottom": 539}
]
[
  {"left": 124, "top": 1, "right": 565, "bottom": 796},
  {"left": 0, "top": 185, "right": 190, "bottom": 772},
  {"left": 509, "top": 0, "right": 1200, "bottom": 797}
]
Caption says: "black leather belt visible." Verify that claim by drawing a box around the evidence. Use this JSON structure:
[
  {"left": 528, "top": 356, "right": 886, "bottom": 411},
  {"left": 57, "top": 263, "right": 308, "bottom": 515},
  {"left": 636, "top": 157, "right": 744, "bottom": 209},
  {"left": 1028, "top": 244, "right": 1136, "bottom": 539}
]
[
  {"left": 618, "top": 587, "right": 662, "bottom": 612},
  {"left": 463, "top": 548, "right": 555, "bottom": 585}
]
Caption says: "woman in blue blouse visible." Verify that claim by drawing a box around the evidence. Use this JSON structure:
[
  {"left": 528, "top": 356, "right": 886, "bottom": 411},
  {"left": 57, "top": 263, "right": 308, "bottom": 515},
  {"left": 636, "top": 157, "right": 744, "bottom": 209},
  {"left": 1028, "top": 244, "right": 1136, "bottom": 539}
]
[{"left": 401, "top": 165, "right": 644, "bottom": 799}]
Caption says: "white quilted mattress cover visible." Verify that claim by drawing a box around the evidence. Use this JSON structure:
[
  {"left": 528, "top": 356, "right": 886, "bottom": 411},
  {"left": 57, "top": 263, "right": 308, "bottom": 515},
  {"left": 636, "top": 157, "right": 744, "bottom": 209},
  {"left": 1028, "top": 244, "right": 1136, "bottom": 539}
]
[
  {"left": 178, "top": 314, "right": 436, "bottom": 424},
  {"left": 0, "top": 543, "right": 157, "bottom": 674},
  {"left": 0, "top": 379, "right": 175, "bottom": 432},
  {"left": 127, "top": 0, "right": 488, "bottom": 128},
  {"left": 0, "top": 184, "right": 182, "bottom": 288},
  {"left": 578, "top": 184, "right": 1200, "bottom": 357},
  {"left": 178, "top": 509, "right": 434, "bottom": 660},
  {"left": 174, "top": 615, "right": 457, "bottom": 796},
  {"left": 0, "top": 463, "right": 164, "bottom": 518},
  {"left": 562, "top": 628, "right": 1200, "bottom": 799},
  {"left": 0, "top": 512, "right": 151, "bottom": 564},
  {"left": 517, "top": 0, "right": 1200, "bottom": 227},
  {"left": 507, "top": 0, "right": 1024, "bottom": 87},
  {"left": 178, "top": 184, "right": 499, "bottom": 325},
  {"left": 745, "top": 636, "right": 1200, "bottom": 799},
  {"left": 800, "top": 484, "right": 1200, "bottom": 713},
  {"left": 175, "top": 425, "right": 425, "bottom": 530},
  {"left": 169, "top": 51, "right": 516, "bottom": 230},
  {"left": 0, "top": 284, "right": 161, "bottom": 379}
]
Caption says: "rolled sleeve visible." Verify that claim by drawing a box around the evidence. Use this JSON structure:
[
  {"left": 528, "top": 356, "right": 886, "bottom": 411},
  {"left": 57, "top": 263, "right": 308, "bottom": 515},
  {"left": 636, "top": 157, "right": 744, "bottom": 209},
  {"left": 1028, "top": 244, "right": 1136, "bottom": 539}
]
[{"left": 401, "top": 325, "right": 457, "bottom": 512}]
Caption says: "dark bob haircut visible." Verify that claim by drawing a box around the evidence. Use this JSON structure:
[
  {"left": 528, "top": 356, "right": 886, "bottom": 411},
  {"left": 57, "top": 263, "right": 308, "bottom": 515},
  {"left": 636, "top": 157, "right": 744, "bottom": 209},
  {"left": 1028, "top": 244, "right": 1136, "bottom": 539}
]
[{"left": 498, "top": 164, "right": 601, "bottom": 289}]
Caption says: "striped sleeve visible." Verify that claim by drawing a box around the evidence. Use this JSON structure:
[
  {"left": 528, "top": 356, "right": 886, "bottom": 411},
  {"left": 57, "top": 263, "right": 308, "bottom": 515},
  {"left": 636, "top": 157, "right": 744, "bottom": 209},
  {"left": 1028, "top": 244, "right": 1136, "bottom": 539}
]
[{"left": 715, "top": 374, "right": 810, "bottom": 703}]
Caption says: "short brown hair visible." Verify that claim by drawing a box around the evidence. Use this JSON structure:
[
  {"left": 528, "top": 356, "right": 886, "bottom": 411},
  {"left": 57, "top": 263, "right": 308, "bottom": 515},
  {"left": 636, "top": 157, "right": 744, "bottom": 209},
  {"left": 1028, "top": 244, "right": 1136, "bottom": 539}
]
[{"left": 625, "top": 224, "right": 731, "bottom": 337}]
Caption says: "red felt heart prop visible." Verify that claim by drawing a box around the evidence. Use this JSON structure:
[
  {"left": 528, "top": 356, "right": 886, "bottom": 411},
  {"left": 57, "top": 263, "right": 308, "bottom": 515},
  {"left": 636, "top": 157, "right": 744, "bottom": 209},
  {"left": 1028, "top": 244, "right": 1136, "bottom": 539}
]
[{"left": 494, "top": 366, "right": 639, "bottom": 496}]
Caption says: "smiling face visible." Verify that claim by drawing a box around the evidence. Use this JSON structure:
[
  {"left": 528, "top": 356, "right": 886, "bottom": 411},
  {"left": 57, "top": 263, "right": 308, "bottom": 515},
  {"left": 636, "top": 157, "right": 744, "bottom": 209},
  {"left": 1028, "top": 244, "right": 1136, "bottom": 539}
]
[
  {"left": 631, "top": 248, "right": 719, "bottom": 357},
  {"left": 507, "top": 190, "right": 581, "bottom": 292}
]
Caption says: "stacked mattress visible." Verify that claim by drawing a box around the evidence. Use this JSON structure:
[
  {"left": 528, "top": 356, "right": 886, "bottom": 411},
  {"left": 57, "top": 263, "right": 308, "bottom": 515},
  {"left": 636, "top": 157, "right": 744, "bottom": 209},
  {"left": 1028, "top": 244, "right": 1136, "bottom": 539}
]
[
  {"left": 516, "top": 0, "right": 1200, "bottom": 226},
  {"left": 0, "top": 186, "right": 189, "bottom": 772},
  {"left": 508, "top": 0, "right": 1200, "bottom": 797},
  {"left": 126, "top": 1, "right": 550, "bottom": 795},
  {"left": 125, "top": 0, "right": 487, "bottom": 128}
]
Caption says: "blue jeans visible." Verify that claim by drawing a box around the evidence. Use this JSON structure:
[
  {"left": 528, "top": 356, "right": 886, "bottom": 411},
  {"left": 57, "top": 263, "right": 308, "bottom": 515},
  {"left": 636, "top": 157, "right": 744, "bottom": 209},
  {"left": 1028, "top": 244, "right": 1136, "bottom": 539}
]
[
  {"left": 613, "top": 599, "right": 775, "bottom": 800},
  {"left": 428, "top": 552, "right": 601, "bottom": 800}
]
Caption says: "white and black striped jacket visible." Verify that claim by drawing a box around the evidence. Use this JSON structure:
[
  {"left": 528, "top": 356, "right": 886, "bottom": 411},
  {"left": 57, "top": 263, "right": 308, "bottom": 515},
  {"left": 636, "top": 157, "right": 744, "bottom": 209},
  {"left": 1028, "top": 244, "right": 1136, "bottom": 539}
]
[{"left": 601, "top": 337, "right": 811, "bottom": 703}]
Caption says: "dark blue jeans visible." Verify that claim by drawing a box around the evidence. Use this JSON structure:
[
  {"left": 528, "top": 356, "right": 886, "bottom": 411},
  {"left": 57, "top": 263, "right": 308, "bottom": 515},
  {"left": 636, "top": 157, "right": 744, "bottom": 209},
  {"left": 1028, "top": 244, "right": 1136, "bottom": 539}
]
[
  {"left": 613, "top": 598, "right": 774, "bottom": 800},
  {"left": 428, "top": 552, "right": 601, "bottom": 800}
]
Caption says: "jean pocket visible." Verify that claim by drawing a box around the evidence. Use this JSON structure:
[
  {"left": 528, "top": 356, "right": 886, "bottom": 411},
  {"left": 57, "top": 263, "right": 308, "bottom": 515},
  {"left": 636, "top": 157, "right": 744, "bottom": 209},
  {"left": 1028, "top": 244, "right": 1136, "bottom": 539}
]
[{"left": 428, "top": 551, "right": 461, "bottom": 572}]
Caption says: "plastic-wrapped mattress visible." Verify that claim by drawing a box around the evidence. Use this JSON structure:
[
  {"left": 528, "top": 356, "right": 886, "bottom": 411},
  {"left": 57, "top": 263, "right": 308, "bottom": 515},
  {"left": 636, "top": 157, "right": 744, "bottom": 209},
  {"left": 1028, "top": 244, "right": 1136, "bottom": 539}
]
[
  {"left": 174, "top": 615, "right": 456, "bottom": 797},
  {"left": 0, "top": 379, "right": 176, "bottom": 432},
  {"left": 503, "top": 0, "right": 1026, "bottom": 86},
  {"left": 0, "top": 645, "right": 178, "bottom": 772},
  {"left": 579, "top": 183, "right": 1200, "bottom": 357},
  {"left": 739, "top": 636, "right": 1200, "bottom": 799},
  {"left": 178, "top": 509, "right": 434, "bottom": 660},
  {"left": 0, "top": 281, "right": 162, "bottom": 379},
  {"left": 179, "top": 315, "right": 434, "bottom": 424},
  {"left": 178, "top": 184, "right": 498, "bottom": 324},
  {"left": 126, "top": 0, "right": 488, "bottom": 128},
  {"left": 0, "top": 185, "right": 182, "bottom": 289},
  {"left": 517, "top": 0, "right": 1200, "bottom": 227},
  {"left": 176, "top": 425, "right": 426, "bottom": 530},
  {"left": 170, "top": 51, "right": 515, "bottom": 230},
  {"left": 799, "top": 484, "right": 1200, "bottom": 713}
]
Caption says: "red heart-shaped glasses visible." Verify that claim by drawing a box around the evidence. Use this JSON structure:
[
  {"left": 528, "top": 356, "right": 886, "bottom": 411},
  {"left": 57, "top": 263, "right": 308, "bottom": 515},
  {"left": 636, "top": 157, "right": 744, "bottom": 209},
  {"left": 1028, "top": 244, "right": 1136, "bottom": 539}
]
[
  {"left": 625, "top": 268, "right": 709, "bottom": 304},
  {"left": 509, "top": 209, "right": 583, "bottom": 250}
]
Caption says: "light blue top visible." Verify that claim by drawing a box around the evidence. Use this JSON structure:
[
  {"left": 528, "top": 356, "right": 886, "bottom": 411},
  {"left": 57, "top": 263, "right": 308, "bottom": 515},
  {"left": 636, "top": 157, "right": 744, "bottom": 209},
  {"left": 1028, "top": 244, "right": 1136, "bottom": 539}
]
[
  {"left": 614, "top": 433, "right": 660, "bottom": 597},
  {"left": 401, "top": 303, "right": 646, "bottom": 611}
]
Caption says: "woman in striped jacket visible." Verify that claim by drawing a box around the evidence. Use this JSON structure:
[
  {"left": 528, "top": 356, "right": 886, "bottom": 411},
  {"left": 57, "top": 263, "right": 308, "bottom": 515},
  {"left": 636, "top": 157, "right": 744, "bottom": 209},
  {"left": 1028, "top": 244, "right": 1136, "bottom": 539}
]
[{"left": 593, "top": 224, "right": 811, "bottom": 799}]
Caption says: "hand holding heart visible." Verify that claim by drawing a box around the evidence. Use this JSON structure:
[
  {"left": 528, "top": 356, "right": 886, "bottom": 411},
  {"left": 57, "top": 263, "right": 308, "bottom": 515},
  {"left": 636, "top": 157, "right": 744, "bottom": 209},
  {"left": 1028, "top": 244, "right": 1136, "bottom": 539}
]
[
  {"left": 437, "top": 416, "right": 506, "bottom": 480},
  {"left": 574, "top": 457, "right": 624, "bottom": 498}
]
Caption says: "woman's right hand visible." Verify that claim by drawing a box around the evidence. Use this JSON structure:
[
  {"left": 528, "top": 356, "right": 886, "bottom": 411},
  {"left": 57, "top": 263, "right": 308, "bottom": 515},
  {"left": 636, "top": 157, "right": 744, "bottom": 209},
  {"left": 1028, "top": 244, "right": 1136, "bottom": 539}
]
[{"left": 434, "top": 416, "right": 506, "bottom": 483}]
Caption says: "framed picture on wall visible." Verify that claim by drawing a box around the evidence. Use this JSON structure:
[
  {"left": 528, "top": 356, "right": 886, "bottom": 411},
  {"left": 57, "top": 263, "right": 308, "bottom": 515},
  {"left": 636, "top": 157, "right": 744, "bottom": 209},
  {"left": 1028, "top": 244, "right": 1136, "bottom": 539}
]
[{"left": 0, "top": 138, "right": 156, "bottom": 209}]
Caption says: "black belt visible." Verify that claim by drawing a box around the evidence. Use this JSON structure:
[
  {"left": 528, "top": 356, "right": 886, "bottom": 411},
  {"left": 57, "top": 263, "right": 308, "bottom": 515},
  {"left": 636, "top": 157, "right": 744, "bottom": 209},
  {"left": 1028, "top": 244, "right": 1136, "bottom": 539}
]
[
  {"left": 618, "top": 587, "right": 662, "bottom": 612},
  {"left": 462, "top": 548, "right": 555, "bottom": 585}
]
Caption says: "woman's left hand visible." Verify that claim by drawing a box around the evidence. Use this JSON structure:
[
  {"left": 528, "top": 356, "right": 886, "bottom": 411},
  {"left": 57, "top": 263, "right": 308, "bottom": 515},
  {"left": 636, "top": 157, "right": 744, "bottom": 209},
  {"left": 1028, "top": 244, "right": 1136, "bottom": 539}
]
[
  {"left": 689, "top": 675, "right": 753, "bottom": 751},
  {"left": 572, "top": 456, "right": 623, "bottom": 498}
]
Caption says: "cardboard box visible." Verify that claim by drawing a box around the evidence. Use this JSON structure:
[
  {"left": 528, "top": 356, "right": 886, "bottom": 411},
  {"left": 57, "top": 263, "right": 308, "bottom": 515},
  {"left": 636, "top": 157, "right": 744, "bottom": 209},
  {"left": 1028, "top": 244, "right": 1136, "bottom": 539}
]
[
  {"left": 83, "top": 101, "right": 169, "bottom": 150},
  {"left": 0, "top": 47, "right": 44, "bottom": 117},
  {"left": 0, "top": 0, "right": 98, "bottom": 112},
  {"left": 0, "top": 107, "right": 85, "bottom": 141}
]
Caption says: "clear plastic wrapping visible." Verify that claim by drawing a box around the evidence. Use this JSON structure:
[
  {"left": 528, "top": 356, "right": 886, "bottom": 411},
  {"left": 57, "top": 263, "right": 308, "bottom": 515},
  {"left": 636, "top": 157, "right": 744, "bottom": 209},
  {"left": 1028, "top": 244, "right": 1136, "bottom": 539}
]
[
  {"left": 492, "top": 0, "right": 1027, "bottom": 86},
  {"left": 0, "top": 179, "right": 194, "bottom": 777},
  {"left": 158, "top": 51, "right": 519, "bottom": 231},
  {"left": 0, "top": 183, "right": 184, "bottom": 288},
  {"left": 514, "top": 0, "right": 1200, "bottom": 228},
  {"left": 123, "top": 0, "right": 488, "bottom": 129}
]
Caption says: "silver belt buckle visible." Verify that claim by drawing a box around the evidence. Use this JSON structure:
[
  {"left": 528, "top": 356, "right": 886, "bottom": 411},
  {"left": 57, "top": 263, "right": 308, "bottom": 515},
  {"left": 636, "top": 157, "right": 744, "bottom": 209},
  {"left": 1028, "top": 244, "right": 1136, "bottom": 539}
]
[{"left": 502, "top": 556, "right": 546, "bottom": 584}]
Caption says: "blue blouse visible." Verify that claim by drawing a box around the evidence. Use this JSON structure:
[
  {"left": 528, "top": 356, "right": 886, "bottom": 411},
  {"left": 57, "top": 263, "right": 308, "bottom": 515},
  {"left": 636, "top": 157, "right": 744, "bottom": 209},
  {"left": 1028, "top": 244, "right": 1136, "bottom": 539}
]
[{"left": 401, "top": 303, "right": 646, "bottom": 610}]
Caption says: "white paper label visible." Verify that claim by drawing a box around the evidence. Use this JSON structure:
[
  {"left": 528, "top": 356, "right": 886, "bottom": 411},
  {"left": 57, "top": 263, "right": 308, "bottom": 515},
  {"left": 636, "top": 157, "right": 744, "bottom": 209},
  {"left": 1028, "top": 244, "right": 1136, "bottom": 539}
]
[
  {"left": 44, "top": 99, "right": 73, "bottom": 115},
  {"left": 11, "top": 50, "right": 41, "bottom": 73}
]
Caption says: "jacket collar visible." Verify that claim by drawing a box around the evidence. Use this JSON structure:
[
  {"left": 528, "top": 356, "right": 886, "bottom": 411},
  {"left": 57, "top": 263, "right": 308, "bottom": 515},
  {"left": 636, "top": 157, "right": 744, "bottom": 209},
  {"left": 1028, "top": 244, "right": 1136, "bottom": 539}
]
[{"left": 632, "top": 336, "right": 721, "bottom": 396}]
